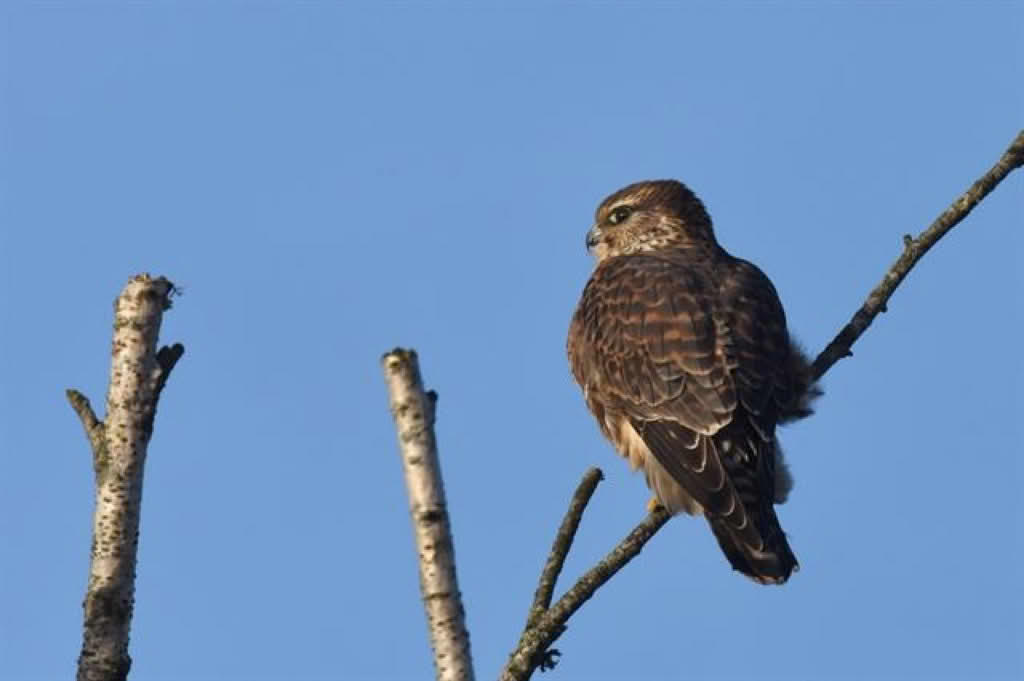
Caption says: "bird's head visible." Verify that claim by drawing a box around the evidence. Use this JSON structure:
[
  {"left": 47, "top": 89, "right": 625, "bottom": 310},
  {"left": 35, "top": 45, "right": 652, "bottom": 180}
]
[{"left": 586, "top": 180, "right": 715, "bottom": 261}]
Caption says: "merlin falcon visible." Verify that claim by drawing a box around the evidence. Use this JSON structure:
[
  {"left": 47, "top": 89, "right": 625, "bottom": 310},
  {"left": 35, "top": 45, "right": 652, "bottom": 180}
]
[{"left": 567, "top": 180, "right": 819, "bottom": 584}]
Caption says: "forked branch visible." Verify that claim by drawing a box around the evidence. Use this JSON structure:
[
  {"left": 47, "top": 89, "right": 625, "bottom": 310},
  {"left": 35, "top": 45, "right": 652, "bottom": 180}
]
[
  {"left": 499, "top": 129, "right": 1024, "bottom": 681},
  {"left": 70, "top": 274, "right": 183, "bottom": 681}
]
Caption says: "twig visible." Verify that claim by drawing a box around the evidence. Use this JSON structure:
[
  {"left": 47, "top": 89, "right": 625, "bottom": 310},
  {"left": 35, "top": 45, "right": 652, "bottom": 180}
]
[
  {"left": 500, "top": 506, "right": 671, "bottom": 681},
  {"left": 500, "top": 129, "right": 1024, "bottom": 681},
  {"left": 66, "top": 390, "right": 104, "bottom": 469},
  {"left": 71, "top": 274, "right": 182, "bottom": 681},
  {"left": 144, "top": 343, "right": 185, "bottom": 440},
  {"left": 811, "top": 129, "right": 1024, "bottom": 381},
  {"left": 524, "top": 468, "right": 604, "bottom": 631},
  {"left": 382, "top": 348, "right": 475, "bottom": 681}
]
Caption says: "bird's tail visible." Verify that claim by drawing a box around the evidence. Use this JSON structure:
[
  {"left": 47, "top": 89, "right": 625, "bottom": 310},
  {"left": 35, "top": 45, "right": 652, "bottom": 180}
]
[{"left": 707, "top": 507, "right": 798, "bottom": 585}]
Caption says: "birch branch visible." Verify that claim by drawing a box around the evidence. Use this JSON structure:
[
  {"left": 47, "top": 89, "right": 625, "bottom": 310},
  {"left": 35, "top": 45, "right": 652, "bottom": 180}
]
[
  {"left": 69, "top": 274, "right": 183, "bottom": 681},
  {"left": 499, "top": 128, "right": 1024, "bottom": 681},
  {"left": 382, "top": 348, "right": 475, "bottom": 681}
]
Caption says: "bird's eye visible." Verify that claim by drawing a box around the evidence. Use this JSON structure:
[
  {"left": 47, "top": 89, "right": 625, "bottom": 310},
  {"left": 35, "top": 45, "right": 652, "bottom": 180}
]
[{"left": 608, "top": 205, "right": 633, "bottom": 225}]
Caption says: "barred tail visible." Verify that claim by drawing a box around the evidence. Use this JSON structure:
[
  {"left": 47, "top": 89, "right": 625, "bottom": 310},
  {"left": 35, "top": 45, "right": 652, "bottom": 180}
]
[{"left": 707, "top": 509, "right": 798, "bottom": 585}]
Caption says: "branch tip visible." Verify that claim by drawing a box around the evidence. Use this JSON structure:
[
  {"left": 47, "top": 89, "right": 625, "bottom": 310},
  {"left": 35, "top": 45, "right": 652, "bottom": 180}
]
[
  {"left": 810, "top": 130, "right": 1023, "bottom": 380},
  {"left": 381, "top": 347, "right": 418, "bottom": 370},
  {"left": 66, "top": 389, "right": 100, "bottom": 431},
  {"left": 525, "top": 467, "right": 606, "bottom": 631},
  {"left": 157, "top": 343, "right": 185, "bottom": 369}
]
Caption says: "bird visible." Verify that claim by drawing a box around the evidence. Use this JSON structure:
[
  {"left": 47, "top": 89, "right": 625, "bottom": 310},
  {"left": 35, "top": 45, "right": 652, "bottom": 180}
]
[{"left": 567, "top": 180, "right": 819, "bottom": 584}]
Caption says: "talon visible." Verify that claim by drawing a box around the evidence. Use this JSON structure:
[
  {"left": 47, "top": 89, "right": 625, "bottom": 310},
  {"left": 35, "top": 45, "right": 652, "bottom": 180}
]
[{"left": 646, "top": 496, "right": 665, "bottom": 513}]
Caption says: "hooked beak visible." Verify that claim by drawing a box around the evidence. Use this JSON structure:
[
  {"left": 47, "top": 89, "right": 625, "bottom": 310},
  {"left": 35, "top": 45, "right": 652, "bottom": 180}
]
[{"left": 585, "top": 225, "right": 601, "bottom": 253}]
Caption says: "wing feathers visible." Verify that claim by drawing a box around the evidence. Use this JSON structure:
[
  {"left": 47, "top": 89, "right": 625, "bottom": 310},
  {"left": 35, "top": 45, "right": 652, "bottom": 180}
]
[{"left": 569, "top": 252, "right": 807, "bottom": 584}]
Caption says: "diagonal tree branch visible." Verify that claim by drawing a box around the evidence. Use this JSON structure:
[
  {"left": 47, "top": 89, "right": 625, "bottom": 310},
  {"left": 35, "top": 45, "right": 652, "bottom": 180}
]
[
  {"left": 67, "top": 390, "right": 105, "bottom": 470},
  {"left": 811, "top": 129, "right": 1024, "bottom": 381},
  {"left": 70, "top": 274, "right": 183, "bottom": 681},
  {"left": 524, "top": 468, "right": 604, "bottom": 632},
  {"left": 382, "top": 349, "right": 475, "bottom": 681},
  {"left": 500, "top": 501, "right": 671, "bottom": 681},
  {"left": 498, "top": 128, "right": 1024, "bottom": 681}
]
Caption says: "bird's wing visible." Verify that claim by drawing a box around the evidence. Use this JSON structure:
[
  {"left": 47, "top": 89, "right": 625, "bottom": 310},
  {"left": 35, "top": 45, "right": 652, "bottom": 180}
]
[
  {"left": 569, "top": 255, "right": 755, "bottom": 538},
  {"left": 719, "top": 257, "right": 798, "bottom": 436}
]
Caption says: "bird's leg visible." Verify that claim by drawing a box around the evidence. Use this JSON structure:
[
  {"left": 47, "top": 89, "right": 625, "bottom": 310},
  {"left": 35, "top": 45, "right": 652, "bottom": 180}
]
[{"left": 646, "top": 495, "right": 665, "bottom": 513}]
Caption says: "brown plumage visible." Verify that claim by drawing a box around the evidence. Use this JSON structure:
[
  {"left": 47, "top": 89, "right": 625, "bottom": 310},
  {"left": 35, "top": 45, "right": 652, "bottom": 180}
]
[{"left": 567, "top": 180, "right": 819, "bottom": 584}]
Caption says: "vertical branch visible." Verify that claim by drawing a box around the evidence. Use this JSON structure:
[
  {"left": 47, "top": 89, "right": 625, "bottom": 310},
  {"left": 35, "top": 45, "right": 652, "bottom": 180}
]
[
  {"left": 69, "top": 274, "right": 183, "bottom": 681},
  {"left": 382, "top": 348, "right": 475, "bottom": 681}
]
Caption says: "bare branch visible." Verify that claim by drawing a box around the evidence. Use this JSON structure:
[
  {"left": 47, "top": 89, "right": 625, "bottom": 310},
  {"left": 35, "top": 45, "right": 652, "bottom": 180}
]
[
  {"left": 500, "top": 506, "right": 671, "bottom": 681},
  {"left": 143, "top": 343, "right": 185, "bottom": 441},
  {"left": 524, "top": 468, "right": 604, "bottom": 631},
  {"left": 500, "top": 129, "right": 1024, "bottom": 680},
  {"left": 811, "top": 129, "right": 1024, "bottom": 380},
  {"left": 71, "top": 274, "right": 181, "bottom": 681},
  {"left": 382, "top": 348, "right": 475, "bottom": 681},
  {"left": 66, "top": 389, "right": 105, "bottom": 470}
]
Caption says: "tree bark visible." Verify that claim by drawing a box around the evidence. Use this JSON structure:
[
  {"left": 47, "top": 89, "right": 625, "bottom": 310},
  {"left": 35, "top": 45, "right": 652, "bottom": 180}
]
[
  {"left": 382, "top": 349, "right": 475, "bottom": 681},
  {"left": 69, "top": 274, "right": 183, "bottom": 681}
]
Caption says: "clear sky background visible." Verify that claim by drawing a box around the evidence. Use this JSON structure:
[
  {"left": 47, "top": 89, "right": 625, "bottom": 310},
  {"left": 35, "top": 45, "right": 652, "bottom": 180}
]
[{"left": 1, "top": 3, "right": 1021, "bottom": 680}]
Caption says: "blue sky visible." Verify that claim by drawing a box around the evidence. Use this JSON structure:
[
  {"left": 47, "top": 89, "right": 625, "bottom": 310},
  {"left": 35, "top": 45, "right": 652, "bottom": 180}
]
[{"left": 1, "top": 3, "right": 1021, "bottom": 680}]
